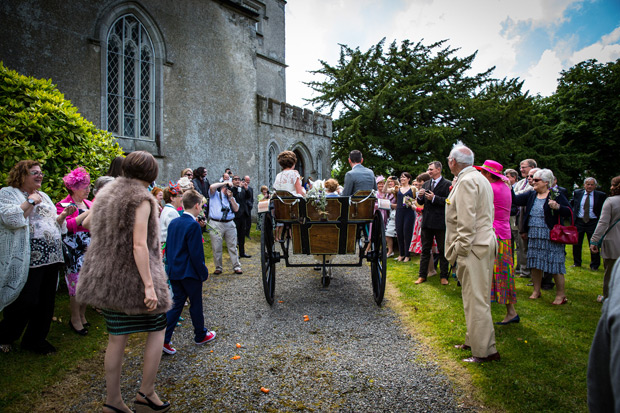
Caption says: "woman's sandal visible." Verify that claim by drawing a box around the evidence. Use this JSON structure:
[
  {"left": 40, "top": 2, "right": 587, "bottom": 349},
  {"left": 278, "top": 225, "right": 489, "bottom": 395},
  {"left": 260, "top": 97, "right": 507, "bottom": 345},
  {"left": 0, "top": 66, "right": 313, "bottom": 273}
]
[
  {"left": 134, "top": 392, "right": 171, "bottom": 412},
  {"left": 103, "top": 404, "right": 134, "bottom": 413}
]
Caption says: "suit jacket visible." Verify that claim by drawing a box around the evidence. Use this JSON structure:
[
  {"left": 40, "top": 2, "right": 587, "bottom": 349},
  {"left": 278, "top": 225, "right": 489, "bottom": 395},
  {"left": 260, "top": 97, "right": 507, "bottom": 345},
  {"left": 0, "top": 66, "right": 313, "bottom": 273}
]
[
  {"left": 245, "top": 185, "right": 254, "bottom": 213},
  {"left": 512, "top": 190, "right": 572, "bottom": 232},
  {"left": 572, "top": 189, "right": 607, "bottom": 221},
  {"left": 232, "top": 185, "right": 251, "bottom": 217},
  {"left": 587, "top": 259, "right": 620, "bottom": 412},
  {"left": 417, "top": 176, "right": 451, "bottom": 230},
  {"left": 165, "top": 213, "right": 208, "bottom": 282},
  {"left": 591, "top": 196, "right": 620, "bottom": 260},
  {"left": 341, "top": 164, "right": 377, "bottom": 197},
  {"left": 192, "top": 177, "right": 211, "bottom": 199},
  {"left": 444, "top": 167, "right": 496, "bottom": 264}
]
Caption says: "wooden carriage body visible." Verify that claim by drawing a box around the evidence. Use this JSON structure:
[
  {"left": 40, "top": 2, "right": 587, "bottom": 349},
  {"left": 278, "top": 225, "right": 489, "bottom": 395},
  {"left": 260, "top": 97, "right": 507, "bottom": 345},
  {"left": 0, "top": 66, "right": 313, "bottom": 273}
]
[{"left": 271, "top": 190, "right": 376, "bottom": 255}]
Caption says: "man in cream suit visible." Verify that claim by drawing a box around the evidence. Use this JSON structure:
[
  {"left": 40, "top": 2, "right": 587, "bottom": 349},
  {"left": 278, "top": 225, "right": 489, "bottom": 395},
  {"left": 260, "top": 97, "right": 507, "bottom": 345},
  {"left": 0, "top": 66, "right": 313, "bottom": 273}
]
[{"left": 445, "top": 143, "right": 500, "bottom": 363}]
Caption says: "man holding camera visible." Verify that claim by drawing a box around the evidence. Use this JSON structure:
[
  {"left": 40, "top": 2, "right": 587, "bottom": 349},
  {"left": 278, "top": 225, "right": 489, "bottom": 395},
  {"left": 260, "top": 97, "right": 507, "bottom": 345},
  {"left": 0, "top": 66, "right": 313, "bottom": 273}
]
[
  {"left": 208, "top": 180, "right": 242, "bottom": 274},
  {"left": 232, "top": 175, "right": 251, "bottom": 259}
]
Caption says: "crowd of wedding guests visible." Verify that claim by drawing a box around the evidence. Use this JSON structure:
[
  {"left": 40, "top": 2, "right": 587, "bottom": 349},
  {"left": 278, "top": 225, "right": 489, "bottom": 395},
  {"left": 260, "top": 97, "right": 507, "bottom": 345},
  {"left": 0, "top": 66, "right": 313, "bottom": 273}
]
[{"left": 1, "top": 147, "right": 619, "bottom": 409}]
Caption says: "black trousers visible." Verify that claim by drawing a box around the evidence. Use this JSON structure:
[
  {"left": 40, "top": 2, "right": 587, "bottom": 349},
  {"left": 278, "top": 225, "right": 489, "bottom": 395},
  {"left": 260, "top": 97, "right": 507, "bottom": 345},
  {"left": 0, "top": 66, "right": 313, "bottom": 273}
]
[
  {"left": 419, "top": 228, "right": 449, "bottom": 279},
  {"left": 395, "top": 208, "right": 415, "bottom": 258},
  {"left": 0, "top": 263, "right": 60, "bottom": 346},
  {"left": 573, "top": 218, "right": 600, "bottom": 269},
  {"left": 234, "top": 215, "right": 250, "bottom": 255}
]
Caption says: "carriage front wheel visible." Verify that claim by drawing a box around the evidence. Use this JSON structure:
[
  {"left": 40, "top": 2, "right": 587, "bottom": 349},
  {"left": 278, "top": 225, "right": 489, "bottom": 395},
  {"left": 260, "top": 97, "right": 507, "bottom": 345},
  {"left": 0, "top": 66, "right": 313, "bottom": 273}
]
[
  {"left": 261, "top": 212, "right": 276, "bottom": 304},
  {"left": 370, "top": 211, "right": 387, "bottom": 306}
]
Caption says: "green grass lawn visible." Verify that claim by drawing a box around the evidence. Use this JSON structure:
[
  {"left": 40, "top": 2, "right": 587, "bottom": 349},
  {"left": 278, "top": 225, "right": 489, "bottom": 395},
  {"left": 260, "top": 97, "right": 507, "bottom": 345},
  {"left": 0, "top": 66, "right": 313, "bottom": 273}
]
[
  {"left": 0, "top": 231, "right": 603, "bottom": 412},
  {"left": 387, "top": 243, "right": 602, "bottom": 412}
]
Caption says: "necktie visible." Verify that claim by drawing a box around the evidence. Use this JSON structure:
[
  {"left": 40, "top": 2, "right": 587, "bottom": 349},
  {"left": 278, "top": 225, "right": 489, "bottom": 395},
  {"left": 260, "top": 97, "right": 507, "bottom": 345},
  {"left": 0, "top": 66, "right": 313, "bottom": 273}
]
[
  {"left": 583, "top": 193, "right": 590, "bottom": 223},
  {"left": 430, "top": 180, "right": 436, "bottom": 191}
]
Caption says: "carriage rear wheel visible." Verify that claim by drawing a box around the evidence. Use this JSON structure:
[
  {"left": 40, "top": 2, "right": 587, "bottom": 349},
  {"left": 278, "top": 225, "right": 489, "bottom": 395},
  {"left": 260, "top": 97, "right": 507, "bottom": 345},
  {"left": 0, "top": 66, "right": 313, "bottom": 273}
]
[
  {"left": 370, "top": 211, "right": 387, "bottom": 306},
  {"left": 261, "top": 213, "right": 276, "bottom": 304}
]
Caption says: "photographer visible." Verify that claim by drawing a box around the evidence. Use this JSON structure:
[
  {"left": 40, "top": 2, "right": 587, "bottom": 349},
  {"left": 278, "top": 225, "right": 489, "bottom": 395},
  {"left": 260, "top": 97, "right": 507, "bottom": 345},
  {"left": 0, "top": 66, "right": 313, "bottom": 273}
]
[{"left": 208, "top": 181, "right": 242, "bottom": 275}]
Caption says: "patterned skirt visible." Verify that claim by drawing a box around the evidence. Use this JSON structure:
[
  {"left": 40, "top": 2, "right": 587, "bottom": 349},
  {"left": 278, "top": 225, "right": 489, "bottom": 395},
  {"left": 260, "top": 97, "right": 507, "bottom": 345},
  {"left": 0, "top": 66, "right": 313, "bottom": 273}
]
[
  {"left": 491, "top": 238, "right": 516, "bottom": 304},
  {"left": 102, "top": 309, "right": 167, "bottom": 335}
]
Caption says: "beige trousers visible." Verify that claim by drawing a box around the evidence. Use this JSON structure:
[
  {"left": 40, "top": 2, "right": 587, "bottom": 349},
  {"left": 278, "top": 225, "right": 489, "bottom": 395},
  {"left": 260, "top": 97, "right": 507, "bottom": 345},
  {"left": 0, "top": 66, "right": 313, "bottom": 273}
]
[
  {"left": 457, "top": 245, "right": 498, "bottom": 358},
  {"left": 209, "top": 220, "right": 241, "bottom": 272}
]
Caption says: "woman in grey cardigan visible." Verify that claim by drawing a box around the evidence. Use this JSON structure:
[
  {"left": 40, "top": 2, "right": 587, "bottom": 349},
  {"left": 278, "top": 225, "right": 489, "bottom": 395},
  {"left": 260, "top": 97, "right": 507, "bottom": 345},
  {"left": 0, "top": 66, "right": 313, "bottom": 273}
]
[
  {"left": 77, "top": 151, "right": 172, "bottom": 413},
  {"left": 591, "top": 176, "right": 620, "bottom": 300}
]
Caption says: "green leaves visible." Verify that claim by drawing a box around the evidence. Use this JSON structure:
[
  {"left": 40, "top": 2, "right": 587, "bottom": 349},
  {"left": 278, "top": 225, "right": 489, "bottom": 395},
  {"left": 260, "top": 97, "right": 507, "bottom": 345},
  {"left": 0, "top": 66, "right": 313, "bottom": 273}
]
[{"left": 0, "top": 62, "right": 124, "bottom": 200}]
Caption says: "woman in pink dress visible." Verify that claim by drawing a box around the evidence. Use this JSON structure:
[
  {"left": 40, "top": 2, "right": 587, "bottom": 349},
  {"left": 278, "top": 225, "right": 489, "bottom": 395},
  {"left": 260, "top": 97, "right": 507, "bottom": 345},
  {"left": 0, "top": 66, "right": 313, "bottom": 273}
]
[{"left": 476, "top": 160, "right": 518, "bottom": 325}]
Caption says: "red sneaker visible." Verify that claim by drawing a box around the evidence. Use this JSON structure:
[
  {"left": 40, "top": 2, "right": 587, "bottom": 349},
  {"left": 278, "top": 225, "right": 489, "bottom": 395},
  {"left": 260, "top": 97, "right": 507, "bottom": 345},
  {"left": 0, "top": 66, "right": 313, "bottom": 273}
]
[
  {"left": 162, "top": 342, "right": 177, "bottom": 355},
  {"left": 195, "top": 331, "right": 216, "bottom": 345}
]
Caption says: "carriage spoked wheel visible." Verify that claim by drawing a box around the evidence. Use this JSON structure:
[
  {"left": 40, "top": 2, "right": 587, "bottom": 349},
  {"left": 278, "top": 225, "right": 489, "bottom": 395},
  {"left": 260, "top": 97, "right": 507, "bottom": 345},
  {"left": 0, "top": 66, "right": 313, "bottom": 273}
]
[
  {"left": 261, "top": 212, "right": 277, "bottom": 304},
  {"left": 370, "top": 210, "right": 387, "bottom": 306}
]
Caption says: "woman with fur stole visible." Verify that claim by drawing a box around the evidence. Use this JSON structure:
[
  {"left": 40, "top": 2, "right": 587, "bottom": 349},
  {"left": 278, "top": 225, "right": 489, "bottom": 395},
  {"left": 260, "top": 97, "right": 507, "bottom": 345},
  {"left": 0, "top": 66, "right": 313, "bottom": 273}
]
[{"left": 77, "top": 151, "right": 172, "bottom": 413}]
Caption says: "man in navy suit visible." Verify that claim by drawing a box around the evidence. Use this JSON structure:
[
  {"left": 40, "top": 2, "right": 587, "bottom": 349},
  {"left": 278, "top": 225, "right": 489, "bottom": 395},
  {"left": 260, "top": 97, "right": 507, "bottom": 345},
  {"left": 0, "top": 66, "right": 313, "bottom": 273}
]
[
  {"left": 572, "top": 177, "right": 607, "bottom": 270},
  {"left": 415, "top": 161, "right": 452, "bottom": 285},
  {"left": 341, "top": 150, "right": 377, "bottom": 196},
  {"left": 163, "top": 190, "right": 215, "bottom": 355}
]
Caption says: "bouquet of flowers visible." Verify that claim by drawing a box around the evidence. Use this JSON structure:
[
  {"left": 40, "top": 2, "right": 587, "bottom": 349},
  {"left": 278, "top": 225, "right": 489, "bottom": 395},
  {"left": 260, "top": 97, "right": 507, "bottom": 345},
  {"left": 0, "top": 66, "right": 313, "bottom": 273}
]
[
  {"left": 305, "top": 179, "right": 328, "bottom": 217},
  {"left": 403, "top": 195, "right": 416, "bottom": 208},
  {"left": 549, "top": 186, "right": 560, "bottom": 200}
]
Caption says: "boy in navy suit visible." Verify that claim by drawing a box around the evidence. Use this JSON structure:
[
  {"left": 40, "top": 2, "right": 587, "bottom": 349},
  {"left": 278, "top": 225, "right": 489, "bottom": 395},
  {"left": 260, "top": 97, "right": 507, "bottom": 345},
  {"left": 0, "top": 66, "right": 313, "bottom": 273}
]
[{"left": 163, "top": 190, "right": 215, "bottom": 355}]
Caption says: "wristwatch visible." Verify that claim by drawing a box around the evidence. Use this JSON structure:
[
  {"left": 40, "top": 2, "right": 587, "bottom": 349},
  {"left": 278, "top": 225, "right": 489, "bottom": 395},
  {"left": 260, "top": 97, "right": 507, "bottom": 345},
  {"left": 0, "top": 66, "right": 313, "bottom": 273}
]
[{"left": 28, "top": 198, "right": 36, "bottom": 206}]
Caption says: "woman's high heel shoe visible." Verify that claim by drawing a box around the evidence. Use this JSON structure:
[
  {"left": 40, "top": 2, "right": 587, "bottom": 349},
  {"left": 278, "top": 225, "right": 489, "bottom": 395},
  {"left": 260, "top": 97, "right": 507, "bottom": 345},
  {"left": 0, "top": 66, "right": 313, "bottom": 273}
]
[
  {"left": 134, "top": 392, "right": 171, "bottom": 413},
  {"left": 69, "top": 321, "right": 88, "bottom": 336},
  {"left": 103, "top": 404, "right": 134, "bottom": 413}
]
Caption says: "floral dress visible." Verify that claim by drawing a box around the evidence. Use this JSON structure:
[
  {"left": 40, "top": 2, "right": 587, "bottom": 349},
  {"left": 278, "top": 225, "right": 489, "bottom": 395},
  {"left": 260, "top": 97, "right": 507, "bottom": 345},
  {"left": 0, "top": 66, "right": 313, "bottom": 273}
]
[
  {"left": 61, "top": 208, "right": 91, "bottom": 296},
  {"left": 527, "top": 198, "right": 566, "bottom": 274}
]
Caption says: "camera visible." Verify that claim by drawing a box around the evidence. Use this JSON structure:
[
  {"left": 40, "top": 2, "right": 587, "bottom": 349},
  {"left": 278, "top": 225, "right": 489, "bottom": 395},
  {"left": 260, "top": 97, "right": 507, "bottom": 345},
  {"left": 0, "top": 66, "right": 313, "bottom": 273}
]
[{"left": 221, "top": 206, "right": 231, "bottom": 216}]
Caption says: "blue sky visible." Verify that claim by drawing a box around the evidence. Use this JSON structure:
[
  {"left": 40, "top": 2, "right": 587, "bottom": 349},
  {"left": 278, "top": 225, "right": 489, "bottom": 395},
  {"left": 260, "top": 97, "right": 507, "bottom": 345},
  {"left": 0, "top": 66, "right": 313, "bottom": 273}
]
[{"left": 285, "top": 0, "right": 620, "bottom": 110}]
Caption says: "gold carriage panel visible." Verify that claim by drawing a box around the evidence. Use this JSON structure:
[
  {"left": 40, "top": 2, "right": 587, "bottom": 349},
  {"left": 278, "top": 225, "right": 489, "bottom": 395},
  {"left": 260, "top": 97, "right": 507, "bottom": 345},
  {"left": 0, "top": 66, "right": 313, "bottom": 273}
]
[
  {"left": 273, "top": 191, "right": 300, "bottom": 222},
  {"left": 306, "top": 198, "right": 343, "bottom": 221},
  {"left": 348, "top": 190, "right": 375, "bottom": 221},
  {"left": 308, "top": 224, "right": 340, "bottom": 254},
  {"left": 346, "top": 224, "right": 357, "bottom": 253},
  {"left": 291, "top": 224, "right": 303, "bottom": 254}
]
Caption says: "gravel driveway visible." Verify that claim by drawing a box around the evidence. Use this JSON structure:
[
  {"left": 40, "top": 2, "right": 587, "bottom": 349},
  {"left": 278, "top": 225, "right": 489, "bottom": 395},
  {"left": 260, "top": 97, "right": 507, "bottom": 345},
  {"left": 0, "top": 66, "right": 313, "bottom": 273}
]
[{"left": 68, "top": 240, "right": 471, "bottom": 412}]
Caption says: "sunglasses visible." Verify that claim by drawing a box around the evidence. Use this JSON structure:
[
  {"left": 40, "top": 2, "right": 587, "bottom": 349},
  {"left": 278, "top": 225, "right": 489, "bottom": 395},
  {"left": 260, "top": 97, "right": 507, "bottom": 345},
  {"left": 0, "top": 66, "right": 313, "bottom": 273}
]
[
  {"left": 532, "top": 178, "right": 542, "bottom": 182},
  {"left": 185, "top": 173, "right": 192, "bottom": 176},
  {"left": 30, "top": 171, "right": 44, "bottom": 177}
]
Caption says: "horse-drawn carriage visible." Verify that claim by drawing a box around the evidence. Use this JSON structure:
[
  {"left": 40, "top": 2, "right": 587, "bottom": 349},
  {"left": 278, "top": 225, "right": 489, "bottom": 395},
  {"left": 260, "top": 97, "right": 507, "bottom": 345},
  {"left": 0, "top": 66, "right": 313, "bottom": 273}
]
[{"left": 260, "top": 190, "right": 387, "bottom": 306}]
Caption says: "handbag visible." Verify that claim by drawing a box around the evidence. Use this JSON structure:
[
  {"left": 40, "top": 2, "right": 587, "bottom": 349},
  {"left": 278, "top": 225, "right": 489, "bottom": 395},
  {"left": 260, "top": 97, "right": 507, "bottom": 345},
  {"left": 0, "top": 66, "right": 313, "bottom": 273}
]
[{"left": 549, "top": 208, "right": 578, "bottom": 245}]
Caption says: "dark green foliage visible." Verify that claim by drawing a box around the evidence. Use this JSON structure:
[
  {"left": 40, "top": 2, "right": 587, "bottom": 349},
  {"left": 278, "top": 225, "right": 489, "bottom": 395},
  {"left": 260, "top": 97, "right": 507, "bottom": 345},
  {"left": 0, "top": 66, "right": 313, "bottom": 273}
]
[
  {"left": 549, "top": 59, "right": 620, "bottom": 191},
  {"left": 308, "top": 38, "right": 619, "bottom": 190},
  {"left": 306, "top": 39, "right": 494, "bottom": 180},
  {"left": 0, "top": 62, "right": 124, "bottom": 200}
]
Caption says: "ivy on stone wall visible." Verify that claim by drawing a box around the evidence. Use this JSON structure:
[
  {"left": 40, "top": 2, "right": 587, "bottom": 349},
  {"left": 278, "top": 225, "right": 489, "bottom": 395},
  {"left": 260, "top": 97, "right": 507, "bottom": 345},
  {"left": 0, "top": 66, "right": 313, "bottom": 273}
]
[{"left": 0, "top": 62, "right": 124, "bottom": 201}]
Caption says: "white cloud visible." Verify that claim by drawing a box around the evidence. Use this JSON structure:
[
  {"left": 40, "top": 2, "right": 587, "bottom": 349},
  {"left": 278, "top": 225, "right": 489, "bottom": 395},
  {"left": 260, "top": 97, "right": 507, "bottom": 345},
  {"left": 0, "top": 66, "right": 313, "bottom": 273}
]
[
  {"left": 285, "top": 0, "right": 618, "bottom": 108},
  {"left": 523, "top": 49, "right": 564, "bottom": 95}
]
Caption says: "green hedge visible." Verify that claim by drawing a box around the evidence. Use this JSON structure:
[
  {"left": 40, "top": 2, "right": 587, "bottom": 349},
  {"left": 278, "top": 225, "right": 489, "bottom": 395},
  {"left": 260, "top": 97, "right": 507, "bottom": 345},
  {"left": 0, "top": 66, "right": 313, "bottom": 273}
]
[{"left": 0, "top": 62, "right": 124, "bottom": 201}]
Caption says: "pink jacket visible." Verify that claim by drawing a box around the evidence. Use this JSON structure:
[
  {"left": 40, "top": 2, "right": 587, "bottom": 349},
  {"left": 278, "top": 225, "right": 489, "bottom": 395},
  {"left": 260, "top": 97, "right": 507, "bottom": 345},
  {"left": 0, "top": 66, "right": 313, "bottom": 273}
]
[{"left": 56, "top": 194, "right": 93, "bottom": 234}]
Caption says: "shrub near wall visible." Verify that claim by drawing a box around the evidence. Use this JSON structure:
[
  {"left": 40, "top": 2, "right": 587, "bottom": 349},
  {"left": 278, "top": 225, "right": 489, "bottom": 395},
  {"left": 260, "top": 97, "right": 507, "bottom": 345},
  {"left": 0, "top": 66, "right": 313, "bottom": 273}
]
[{"left": 0, "top": 62, "right": 124, "bottom": 200}]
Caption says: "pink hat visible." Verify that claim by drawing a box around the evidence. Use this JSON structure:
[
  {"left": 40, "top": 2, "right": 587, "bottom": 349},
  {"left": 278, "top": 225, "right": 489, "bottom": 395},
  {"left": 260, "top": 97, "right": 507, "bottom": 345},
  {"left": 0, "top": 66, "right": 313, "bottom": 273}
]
[
  {"left": 376, "top": 175, "right": 385, "bottom": 183},
  {"left": 63, "top": 167, "right": 91, "bottom": 190},
  {"left": 474, "top": 160, "right": 509, "bottom": 182}
]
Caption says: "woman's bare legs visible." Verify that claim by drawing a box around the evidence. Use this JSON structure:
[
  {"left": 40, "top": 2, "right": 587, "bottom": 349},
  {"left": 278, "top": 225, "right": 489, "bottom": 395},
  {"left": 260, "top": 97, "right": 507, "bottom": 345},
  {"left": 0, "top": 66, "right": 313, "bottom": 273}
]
[
  {"left": 552, "top": 273, "right": 566, "bottom": 304},
  {"left": 104, "top": 334, "right": 132, "bottom": 412},
  {"left": 501, "top": 303, "right": 517, "bottom": 323},
  {"left": 386, "top": 237, "right": 394, "bottom": 256},
  {"left": 137, "top": 329, "right": 166, "bottom": 406},
  {"left": 529, "top": 269, "right": 542, "bottom": 299},
  {"left": 69, "top": 296, "right": 86, "bottom": 330}
]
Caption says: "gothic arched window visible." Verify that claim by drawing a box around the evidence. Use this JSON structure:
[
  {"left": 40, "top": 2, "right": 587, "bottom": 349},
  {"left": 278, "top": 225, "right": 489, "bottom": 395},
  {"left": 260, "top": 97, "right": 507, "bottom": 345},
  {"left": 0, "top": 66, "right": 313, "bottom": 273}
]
[
  {"left": 268, "top": 144, "right": 278, "bottom": 187},
  {"left": 106, "top": 15, "right": 155, "bottom": 140}
]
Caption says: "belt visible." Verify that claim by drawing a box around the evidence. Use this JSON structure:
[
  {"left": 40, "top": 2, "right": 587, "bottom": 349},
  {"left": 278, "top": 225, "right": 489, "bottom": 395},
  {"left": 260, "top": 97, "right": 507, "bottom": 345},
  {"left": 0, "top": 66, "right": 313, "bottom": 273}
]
[{"left": 210, "top": 218, "right": 232, "bottom": 223}]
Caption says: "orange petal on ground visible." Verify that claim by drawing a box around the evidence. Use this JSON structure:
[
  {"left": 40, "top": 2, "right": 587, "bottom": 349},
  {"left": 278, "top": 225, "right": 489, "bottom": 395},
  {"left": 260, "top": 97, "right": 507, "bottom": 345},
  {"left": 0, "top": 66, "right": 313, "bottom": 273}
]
[
  {"left": 236, "top": 343, "right": 241, "bottom": 348},
  {"left": 231, "top": 355, "right": 241, "bottom": 360},
  {"left": 260, "top": 387, "right": 270, "bottom": 393}
]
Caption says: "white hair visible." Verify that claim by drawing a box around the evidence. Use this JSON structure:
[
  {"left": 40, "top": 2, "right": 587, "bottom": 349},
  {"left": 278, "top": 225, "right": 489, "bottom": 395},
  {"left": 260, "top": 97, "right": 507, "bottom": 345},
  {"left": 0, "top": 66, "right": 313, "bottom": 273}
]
[
  {"left": 534, "top": 168, "right": 555, "bottom": 187},
  {"left": 584, "top": 177, "right": 597, "bottom": 185},
  {"left": 449, "top": 142, "right": 474, "bottom": 166}
]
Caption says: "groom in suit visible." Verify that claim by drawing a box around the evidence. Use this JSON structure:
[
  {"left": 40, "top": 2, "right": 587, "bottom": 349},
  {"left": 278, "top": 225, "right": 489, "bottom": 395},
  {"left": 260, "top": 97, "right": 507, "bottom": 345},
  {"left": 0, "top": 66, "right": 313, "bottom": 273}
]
[
  {"left": 445, "top": 143, "right": 499, "bottom": 363},
  {"left": 341, "top": 150, "right": 377, "bottom": 196},
  {"left": 164, "top": 190, "right": 215, "bottom": 354},
  {"left": 415, "top": 161, "right": 452, "bottom": 285},
  {"left": 572, "top": 177, "right": 607, "bottom": 270}
]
